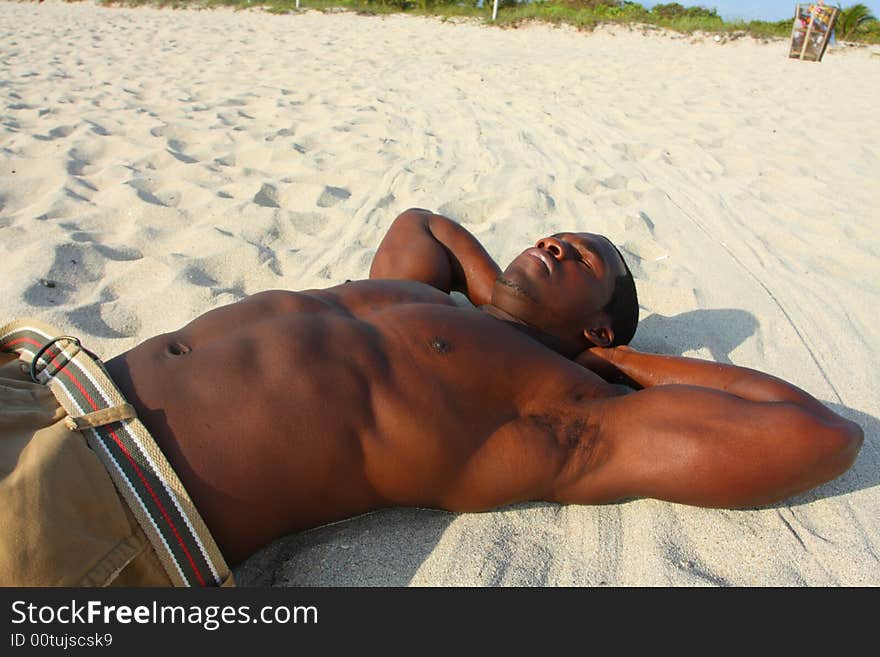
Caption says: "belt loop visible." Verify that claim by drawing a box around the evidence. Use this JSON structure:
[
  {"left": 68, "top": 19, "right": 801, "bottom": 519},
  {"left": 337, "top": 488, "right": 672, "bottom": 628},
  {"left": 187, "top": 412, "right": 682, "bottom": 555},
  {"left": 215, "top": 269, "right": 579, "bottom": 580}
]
[{"left": 64, "top": 403, "right": 139, "bottom": 431}]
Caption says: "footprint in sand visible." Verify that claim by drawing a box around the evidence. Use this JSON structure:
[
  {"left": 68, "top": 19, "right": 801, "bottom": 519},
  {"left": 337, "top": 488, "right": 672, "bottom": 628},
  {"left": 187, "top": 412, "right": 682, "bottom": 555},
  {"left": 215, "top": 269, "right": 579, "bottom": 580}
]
[
  {"left": 537, "top": 188, "right": 556, "bottom": 211},
  {"left": 288, "top": 211, "right": 328, "bottom": 237},
  {"left": 66, "top": 144, "right": 106, "bottom": 176},
  {"left": 57, "top": 222, "right": 95, "bottom": 241},
  {"left": 574, "top": 177, "right": 600, "bottom": 195},
  {"left": 127, "top": 178, "right": 181, "bottom": 208},
  {"left": 375, "top": 192, "right": 395, "bottom": 210},
  {"left": 65, "top": 156, "right": 90, "bottom": 176},
  {"left": 602, "top": 174, "right": 629, "bottom": 190},
  {"left": 93, "top": 244, "right": 143, "bottom": 262},
  {"left": 85, "top": 120, "right": 110, "bottom": 137},
  {"left": 183, "top": 264, "right": 220, "bottom": 288},
  {"left": 316, "top": 185, "right": 351, "bottom": 208},
  {"left": 436, "top": 199, "right": 493, "bottom": 225},
  {"left": 265, "top": 128, "right": 294, "bottom": 142},
  {"left": 166, "top": 139, "right": 197, "bottom": 164},
  {"left": 180, "top": 262, "right": 245, "bottom": 300},
  {"left": 23, "top": 242, "right": 104, "bottom": 307},
  {"left": 241, "top": 235, "right": 283, "bottom": 277},
  {"left": 618, "top": 211, "right": 667, "bottom": 266},
  {"left": 66, "top": 300, "right": 141, "bottom": 339},
  {"left": 57, "top": 224, "right": 144, "bottom": 262},
  {"left": 34, "top": 124, "right": 77, "bottom": 141},
  {"left": 215, "top": 111, "right": 238, "bottom": 128},
  {"left": 253, "top": 183, "right": 280, "bottom": 208},
  {"left": 627, "top": 211, "right": 656, "bottom": 235}
]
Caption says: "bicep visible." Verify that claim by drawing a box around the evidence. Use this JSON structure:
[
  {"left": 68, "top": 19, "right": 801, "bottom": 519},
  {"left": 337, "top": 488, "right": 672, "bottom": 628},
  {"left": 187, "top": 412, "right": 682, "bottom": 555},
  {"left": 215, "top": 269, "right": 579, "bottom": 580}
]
[
  {"left": 369, "top": 209, "right": 500, "bottom": 304},
  {"left": 369, "top": 209, "right": 454, "bottom": 290},
  {"left": 557, "top": 385, "right": 858, "bottom": 509}
]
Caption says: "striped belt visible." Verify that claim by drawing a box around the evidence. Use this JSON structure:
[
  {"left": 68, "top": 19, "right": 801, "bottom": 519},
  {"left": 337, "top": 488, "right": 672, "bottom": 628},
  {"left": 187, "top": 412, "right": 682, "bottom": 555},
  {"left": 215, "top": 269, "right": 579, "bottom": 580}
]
[{"left": 0, "top": 318, "right": 232, "bottom": 587}]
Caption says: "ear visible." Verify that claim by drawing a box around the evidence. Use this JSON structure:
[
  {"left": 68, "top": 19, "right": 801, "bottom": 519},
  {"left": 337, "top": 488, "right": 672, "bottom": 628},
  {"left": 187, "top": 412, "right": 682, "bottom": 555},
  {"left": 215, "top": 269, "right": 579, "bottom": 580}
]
[{"left": 584, "top": 325, "right": 614, "bottom": 348}]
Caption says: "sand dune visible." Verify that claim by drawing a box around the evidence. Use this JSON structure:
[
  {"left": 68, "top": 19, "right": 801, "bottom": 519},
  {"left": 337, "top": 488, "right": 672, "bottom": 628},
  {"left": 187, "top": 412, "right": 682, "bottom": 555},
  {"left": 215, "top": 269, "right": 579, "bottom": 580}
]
[{"left": 2, "top": 1, "right": 878, "bottom": 585}]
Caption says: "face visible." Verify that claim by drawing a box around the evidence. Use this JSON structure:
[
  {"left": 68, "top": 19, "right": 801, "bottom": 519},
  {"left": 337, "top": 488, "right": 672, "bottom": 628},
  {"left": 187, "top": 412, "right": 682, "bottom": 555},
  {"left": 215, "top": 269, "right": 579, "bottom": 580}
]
[{"left": 492, "top": 232, "right": 627, "bottom": 345}]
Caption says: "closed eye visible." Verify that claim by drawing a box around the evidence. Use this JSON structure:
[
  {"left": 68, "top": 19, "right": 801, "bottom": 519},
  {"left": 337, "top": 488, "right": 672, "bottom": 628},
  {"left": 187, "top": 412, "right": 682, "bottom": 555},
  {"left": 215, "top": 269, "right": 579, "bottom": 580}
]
[
  {"left": 573, "top": 248, "right": 593, "bottom": 269},
  {"left": 558, "top": 234, "right": 607, "bottom": 276}
]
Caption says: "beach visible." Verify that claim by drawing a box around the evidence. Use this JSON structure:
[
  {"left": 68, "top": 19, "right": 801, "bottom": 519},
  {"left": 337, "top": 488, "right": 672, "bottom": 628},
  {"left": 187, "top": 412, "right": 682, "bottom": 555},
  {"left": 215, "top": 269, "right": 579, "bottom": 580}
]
[{"left": 2, "top": 1, "right": 878, "bottom": 586}]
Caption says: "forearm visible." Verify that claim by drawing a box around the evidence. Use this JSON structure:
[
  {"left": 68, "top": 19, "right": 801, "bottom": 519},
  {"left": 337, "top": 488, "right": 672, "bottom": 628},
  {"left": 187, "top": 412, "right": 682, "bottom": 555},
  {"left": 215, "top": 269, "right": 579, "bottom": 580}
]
[
  {"left": 593, "top": 348, "right": 844, "bottom": 423},
  {"left": 425, "top": 213, "right": 499, "bottom": 306}
]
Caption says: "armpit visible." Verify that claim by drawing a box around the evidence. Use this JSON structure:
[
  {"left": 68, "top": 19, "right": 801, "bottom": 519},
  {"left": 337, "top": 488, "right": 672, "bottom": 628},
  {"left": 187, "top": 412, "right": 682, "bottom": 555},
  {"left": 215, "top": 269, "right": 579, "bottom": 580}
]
[
  {"left": 531, "top": 402, "right": 614, "bottom": 501},
  {"left": 524, "top": 412, "right": 601, "bottom": 458},
  {"left": 607, "top": 384, "right": 634, "bottom": 398}
]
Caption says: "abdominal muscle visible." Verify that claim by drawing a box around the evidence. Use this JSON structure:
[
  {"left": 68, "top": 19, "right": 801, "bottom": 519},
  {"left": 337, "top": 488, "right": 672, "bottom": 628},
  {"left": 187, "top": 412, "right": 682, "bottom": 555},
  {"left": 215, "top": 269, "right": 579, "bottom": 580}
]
[
  {"left": 106, "top": 297, "right": 394, "bottom": 563},
  {"left": 104, "top": 285, "right": 599, "bottom": 564}
]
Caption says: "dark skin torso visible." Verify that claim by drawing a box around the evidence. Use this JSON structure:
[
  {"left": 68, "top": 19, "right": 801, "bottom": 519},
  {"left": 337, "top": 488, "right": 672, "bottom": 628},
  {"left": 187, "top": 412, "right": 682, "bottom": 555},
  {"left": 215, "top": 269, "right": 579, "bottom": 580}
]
[
  {"left": 106, "top": 281, "right": 612, "bottom": 565},
  {"left": 105, "top": 208, "right": 863, "bottom": 567}
]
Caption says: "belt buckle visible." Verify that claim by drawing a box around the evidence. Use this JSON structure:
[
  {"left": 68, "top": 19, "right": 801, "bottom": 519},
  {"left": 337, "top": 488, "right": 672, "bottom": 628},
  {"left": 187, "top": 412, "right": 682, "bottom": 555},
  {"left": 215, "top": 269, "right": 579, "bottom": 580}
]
[{"left": 29, "top": 335, "right": 82, "bottom": 383}]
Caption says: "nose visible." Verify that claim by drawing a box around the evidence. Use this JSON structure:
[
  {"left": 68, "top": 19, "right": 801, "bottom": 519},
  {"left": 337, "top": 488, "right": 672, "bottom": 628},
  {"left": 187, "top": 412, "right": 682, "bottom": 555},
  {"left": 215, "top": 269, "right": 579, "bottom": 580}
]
[{"left": 536, "top": 236, "right": 567, "bottom": 260}]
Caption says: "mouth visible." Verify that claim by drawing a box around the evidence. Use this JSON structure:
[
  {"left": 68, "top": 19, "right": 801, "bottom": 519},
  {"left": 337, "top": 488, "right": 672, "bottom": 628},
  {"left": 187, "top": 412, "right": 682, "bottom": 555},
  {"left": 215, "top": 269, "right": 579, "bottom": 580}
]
[{"left": 525, "top": 248, "right": 554, "bottom": 274}]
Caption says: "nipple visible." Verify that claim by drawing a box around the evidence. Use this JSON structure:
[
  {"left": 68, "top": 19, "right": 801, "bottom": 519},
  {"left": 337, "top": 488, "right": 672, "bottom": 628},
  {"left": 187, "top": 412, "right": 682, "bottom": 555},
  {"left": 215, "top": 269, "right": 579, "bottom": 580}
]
[{"left": 430, "top": 337, "right": 453, "bottom": 355}]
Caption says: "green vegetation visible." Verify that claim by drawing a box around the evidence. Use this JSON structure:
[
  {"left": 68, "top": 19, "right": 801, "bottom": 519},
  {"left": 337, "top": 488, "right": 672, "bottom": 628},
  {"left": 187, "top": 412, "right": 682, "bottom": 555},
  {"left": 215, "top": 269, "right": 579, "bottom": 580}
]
[
  {"left": 835, "top": 3, "right": 879, "bottom": 42},
  {"left": 95, "top": 0, "right": 880, "bottom": 45}
]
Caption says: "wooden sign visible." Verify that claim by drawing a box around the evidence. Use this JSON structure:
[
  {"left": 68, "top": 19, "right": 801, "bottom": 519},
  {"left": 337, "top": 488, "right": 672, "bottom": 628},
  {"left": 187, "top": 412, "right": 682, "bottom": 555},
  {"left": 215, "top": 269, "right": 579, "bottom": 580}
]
[{"left": 789, "top": 3, "right": 840, "bottom": 62}]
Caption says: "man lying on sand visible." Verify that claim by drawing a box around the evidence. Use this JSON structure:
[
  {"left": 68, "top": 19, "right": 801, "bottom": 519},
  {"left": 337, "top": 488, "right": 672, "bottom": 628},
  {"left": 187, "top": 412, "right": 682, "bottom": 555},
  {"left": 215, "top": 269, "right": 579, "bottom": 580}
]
[{"left": 1, "top": 208, "right": 863, "bottom": 586}]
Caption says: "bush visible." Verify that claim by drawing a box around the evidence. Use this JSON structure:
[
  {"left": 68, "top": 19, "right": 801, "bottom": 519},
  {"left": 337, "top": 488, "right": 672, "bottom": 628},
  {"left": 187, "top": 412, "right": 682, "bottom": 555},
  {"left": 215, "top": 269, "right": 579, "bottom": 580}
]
[
  {"left": 544, "top": 0, "right": 621, "bottom": 8},
  {"left": 651, "top": 3, "right": 718, "bottom": 21},
  {"left": 836, "top": 3, "right": 878, "bottom": 41},
  {"left": 363, "top": 0, "right": 415, "bottom": 8}
]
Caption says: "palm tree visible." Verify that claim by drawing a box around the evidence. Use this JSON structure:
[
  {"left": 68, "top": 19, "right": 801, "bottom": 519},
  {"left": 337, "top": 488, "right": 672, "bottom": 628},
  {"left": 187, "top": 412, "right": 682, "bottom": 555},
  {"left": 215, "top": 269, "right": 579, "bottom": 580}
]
[{"left": 835, "top": 3, "right": 878, "bottom": 41}]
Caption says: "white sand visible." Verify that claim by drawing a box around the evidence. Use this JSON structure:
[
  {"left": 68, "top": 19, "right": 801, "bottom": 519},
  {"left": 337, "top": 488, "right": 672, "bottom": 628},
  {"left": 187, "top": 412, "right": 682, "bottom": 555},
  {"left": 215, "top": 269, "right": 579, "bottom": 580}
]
[{"left": 2, "top": 1, "right": 878, "bottom": 586}]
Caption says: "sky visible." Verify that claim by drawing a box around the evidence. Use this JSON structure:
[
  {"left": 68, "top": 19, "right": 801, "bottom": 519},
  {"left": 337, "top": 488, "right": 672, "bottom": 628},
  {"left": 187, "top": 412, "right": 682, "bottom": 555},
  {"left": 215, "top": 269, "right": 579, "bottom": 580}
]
[{"left": 638, "top": 1, "right": 880, "bottom": 22}]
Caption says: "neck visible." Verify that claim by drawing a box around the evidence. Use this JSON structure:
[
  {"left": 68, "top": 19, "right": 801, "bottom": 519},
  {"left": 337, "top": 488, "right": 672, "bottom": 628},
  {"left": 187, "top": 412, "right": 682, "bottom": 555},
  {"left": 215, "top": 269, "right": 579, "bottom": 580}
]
[{"left": 478, "top": 304, "right": 585, "bottom": 359}]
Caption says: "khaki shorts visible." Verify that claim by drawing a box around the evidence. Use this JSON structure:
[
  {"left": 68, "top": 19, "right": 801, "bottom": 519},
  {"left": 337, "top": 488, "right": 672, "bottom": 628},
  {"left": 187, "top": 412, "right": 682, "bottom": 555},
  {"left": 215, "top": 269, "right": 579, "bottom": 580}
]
[{"left": 0, "top": 319, "right": 233, "bottom": 587}]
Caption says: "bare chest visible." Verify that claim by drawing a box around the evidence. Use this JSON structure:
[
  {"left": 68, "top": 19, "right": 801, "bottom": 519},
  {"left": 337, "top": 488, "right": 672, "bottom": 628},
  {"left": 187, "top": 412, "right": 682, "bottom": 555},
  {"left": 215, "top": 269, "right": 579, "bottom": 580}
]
[{"left": 108, "top": 287, "right": 605, "bottom": 556}]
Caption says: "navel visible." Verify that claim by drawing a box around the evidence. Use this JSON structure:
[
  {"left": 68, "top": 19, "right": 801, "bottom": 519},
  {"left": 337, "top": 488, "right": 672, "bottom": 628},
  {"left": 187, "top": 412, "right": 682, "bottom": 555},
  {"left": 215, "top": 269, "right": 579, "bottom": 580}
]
[{"left": 165, "top": 340, "right": 191, "bottom": 357}]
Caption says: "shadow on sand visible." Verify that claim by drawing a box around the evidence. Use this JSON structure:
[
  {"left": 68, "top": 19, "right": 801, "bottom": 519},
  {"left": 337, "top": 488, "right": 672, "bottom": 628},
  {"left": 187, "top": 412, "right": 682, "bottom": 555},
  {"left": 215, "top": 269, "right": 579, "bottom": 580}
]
[
  {"left": 635, "top": 308, "right": 759, "bottom": 364},
  {"left": 234, "top": 507, "right": 456, "bottom": 586}
]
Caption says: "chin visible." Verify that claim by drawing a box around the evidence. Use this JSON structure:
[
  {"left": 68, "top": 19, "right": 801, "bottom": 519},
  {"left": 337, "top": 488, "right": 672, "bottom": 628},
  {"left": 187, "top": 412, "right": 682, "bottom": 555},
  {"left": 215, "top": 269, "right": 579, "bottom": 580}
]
[{"left": 494, "top": 273, "right": 536, "bottom": 303}]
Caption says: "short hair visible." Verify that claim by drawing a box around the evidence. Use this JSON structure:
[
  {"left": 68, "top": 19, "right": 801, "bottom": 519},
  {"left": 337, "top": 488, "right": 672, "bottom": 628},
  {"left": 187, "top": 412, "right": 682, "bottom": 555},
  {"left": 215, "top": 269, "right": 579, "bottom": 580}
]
[{"left": 604, "top": 245, "right": 639, "bottom": 346}]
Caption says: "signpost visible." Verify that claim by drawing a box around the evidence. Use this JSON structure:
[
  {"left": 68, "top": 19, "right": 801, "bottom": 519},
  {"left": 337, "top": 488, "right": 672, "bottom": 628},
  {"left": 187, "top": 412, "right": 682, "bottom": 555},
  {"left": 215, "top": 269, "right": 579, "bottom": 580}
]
[{"left": 789, "top": 2, "right": 840, "bottom": 62}]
